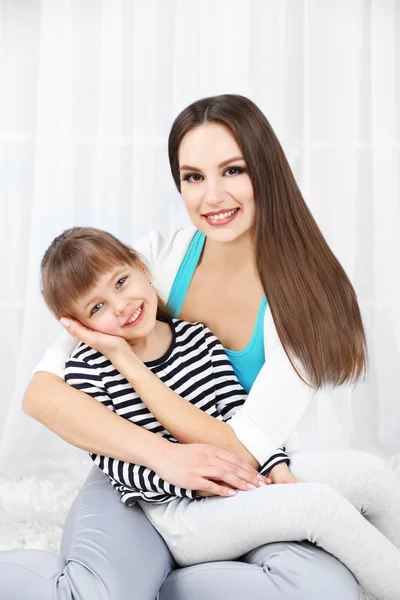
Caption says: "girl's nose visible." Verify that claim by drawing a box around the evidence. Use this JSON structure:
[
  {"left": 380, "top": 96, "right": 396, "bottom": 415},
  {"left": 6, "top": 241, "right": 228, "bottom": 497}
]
[{"left": 115, "top": 300, "right": 129, "bottom": 317}]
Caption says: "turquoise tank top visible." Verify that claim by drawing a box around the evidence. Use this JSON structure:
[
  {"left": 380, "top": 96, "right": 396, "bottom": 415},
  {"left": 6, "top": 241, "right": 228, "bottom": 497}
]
[{"left": 167, "top": 231, "right": 267, "bottom": 393}]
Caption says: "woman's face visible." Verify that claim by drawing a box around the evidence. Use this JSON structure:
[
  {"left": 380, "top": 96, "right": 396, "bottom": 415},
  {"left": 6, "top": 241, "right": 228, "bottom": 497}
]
[{"left": 178, "top": 123, "right": 256, "bottom": 243}]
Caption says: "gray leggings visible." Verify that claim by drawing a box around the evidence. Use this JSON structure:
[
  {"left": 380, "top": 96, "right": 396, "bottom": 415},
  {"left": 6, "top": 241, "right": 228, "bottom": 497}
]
[
  {"left": 0, "top": 464, "right": 359, "bottom": 600},
  {"left": 141, "top": 450, "right": 400, "bottom": 600}
]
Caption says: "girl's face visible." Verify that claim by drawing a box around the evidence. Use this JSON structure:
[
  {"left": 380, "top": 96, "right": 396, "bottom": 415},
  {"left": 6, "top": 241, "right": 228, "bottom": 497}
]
[
  {"left": 71, "top": 262, "right": 159, "bottom": 342},
  {"left": 178, "top": 122, "right": 256, "bottom": 243}
]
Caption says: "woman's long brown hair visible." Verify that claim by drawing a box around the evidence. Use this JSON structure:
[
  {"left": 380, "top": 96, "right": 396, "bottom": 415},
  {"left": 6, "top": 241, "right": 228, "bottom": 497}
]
[{"left": 168, "top": 94, "right": 367, "bottom": 388}]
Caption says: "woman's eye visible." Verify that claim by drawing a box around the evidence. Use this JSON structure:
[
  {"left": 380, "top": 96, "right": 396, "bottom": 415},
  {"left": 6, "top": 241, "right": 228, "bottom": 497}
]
[
  {"left": 183, "top": 173, "right": 203, "bottom": 183},
  {"left": 225, "top": 167, "right": 245, "bottom": 177},
  {"left": 116, "top": 276, "right": 127, "bottom": 288},
  {"left": 91, "top": 303, "right": 103, "bottom": 315}
]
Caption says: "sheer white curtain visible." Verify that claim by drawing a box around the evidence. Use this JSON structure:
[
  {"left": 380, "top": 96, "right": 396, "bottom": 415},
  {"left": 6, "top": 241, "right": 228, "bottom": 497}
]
[{"left": 0, "top": 0, "right": 399, "bottom": 476}]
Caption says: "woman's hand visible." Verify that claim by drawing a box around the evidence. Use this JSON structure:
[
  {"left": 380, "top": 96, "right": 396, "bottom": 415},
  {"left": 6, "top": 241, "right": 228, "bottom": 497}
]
[
  {"left": 60, "top": 317, "right": 130, "bottom": 358},
  {"left": 153, "top": 442, "right": 267, "bottom": 498}
]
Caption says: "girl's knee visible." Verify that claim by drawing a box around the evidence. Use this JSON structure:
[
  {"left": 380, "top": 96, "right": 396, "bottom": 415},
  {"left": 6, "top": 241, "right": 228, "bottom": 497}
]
[
  {"left": 346, "top": 450, "right": 393, "bottom": 480},
  {"left": 300, "top": 483, "right": 354, "bottom": 527}
]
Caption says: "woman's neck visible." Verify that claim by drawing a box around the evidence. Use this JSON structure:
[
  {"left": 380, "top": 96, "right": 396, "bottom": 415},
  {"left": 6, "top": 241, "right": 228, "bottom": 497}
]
[{"left": 200, "top": 230, "right": 257, "bottom": 273}]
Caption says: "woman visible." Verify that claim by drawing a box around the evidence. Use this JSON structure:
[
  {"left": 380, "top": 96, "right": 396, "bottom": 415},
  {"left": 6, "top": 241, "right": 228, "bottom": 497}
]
[{"left": 0, "top": 94, "right": 372, "bottom": 600}]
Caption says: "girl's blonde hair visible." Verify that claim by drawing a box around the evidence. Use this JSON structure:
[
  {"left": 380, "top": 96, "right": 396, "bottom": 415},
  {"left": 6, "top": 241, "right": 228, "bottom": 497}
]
[{"left": 41, "top": 227, "right": 170, "bottom": 321}]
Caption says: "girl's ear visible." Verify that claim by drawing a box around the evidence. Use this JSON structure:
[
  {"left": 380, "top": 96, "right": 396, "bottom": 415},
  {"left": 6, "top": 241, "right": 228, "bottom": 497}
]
[{"left": 135, "top": 259, "right": 151, "bottom": 283}]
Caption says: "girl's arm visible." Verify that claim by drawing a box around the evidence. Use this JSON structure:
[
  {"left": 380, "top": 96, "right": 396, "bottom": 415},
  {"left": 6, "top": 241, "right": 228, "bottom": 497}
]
[
  {"left": 109, "top": 328, "right": 288, "bottom": 476},
  {"left": 114, "top": 347, "right": 256, "bottom": 463}
]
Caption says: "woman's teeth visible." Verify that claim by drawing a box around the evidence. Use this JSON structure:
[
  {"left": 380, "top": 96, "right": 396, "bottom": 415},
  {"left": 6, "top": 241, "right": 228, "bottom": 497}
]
[
  {"left": 207, "top": 208, "right": 238, "bottom": 220},
  {"left": 125, "top": 305, "right": 142, "bottom": 325}
]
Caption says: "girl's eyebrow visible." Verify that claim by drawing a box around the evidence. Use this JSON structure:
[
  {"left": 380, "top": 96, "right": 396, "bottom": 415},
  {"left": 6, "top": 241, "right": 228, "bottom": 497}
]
[
  {"left": 83, "top": 267, "right": 122, "bottom": 310},
  {"left": 179, "top": 156, "right": 245, "bottom": 171}
]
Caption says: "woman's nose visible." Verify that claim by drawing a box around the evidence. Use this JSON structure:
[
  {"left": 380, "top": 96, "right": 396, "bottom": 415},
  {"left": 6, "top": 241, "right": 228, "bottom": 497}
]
[{"left": 204, "top": 179, "right": 226, "bottom": 205}]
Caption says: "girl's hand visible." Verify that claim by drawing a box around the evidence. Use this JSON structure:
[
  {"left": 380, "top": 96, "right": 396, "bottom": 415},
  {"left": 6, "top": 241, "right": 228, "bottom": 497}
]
[
  {"left": 268, "top": 463, "right": 300, "bottom": 484},
  {"left": 60, "top": 317, "right": 130, "bottom": 358},
  {"left": 154, "top": 442, "right": 267, "bottom": 498}
]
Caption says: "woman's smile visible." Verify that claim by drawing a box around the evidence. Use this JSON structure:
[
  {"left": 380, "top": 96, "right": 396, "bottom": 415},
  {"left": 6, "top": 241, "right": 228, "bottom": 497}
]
[{"left": 202, "top": 207, "right": 240, "bottom": 227}]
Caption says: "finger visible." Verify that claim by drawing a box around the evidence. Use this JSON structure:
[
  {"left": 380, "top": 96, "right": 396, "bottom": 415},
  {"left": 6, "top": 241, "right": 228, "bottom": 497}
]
[
  {"left": 60, "top": 317, "right": 92, "bottom": 339},
  {"left": 209, "top": 460, "right": 260, "bottom": 487},
  {"left": 214, "top": 448, "right": 259, "bottom": 477},
  {"left": 214, "top": 471, "right": 264, "bottom": 492},
  {"left": 199, "top": 466, "right": 259, "bottom": 492},
  {"left": 196, "top": 478, "right": 238, "bottom": 498}
]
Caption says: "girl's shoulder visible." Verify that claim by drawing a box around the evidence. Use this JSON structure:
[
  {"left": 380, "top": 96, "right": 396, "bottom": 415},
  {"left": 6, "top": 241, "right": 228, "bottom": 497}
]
[{"left": 66, "top": 342, "right": 109, "bottom": 371}]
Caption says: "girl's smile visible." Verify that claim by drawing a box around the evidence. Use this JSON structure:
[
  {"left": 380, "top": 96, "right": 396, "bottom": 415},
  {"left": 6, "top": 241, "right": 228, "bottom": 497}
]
[{"left": 71, "top": 264, "right": 159, "bottom": 347}]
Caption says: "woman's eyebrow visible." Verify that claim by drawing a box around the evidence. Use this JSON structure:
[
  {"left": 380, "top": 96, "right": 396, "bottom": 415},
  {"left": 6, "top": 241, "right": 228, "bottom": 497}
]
[{"left": 179, "top": 156, "right": 245, "bottom": 171}]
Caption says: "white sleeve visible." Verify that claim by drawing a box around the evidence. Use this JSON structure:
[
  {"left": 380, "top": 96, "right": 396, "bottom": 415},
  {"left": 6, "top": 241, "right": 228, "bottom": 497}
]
[
  {"left": 227, "top": 312, "right": 316, "bottom": 465},
  {"left": 32, "top": 330, "right": 80, "bottom": 379}
]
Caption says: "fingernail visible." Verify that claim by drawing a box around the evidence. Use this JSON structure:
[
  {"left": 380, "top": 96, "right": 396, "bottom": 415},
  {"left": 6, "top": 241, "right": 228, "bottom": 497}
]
[
  {"left": 258, "top": 479, "right": 267, "bottom": 487},
  {"left": 257, "top": 474, "right": 264, "bottom": 480},
  {"left": 247, "top": 483, "right": 257, "bottom": 490},
  {"left": 60, "top": 318, "right": 70, "bottom": 328},
  {"left": 228, "top": 490, "right": 237, "bottom": 496}
]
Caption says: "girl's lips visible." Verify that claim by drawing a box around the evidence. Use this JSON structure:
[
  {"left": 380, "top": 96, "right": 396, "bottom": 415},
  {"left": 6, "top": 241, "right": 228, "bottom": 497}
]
[
  {"left": 124, "top": 303, "right": 145, "bottom": 328},
  {"left": 203, "top": 208, "right": 240, "bottom": 227}
]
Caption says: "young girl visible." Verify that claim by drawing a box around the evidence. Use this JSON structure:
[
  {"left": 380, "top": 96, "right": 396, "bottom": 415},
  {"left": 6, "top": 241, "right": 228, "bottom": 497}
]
[{"left": 41, "top": 226, "right": 400, "bottom": 600}]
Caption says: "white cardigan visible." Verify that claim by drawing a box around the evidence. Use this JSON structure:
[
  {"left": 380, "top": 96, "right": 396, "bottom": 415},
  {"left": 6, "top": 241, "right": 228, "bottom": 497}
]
[{"left": 34, "top": 226, "right": 315, "bottom": 464}]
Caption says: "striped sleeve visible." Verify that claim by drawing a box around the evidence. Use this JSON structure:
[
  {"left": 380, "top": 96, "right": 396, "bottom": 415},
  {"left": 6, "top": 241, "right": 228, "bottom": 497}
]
[
  {"left": 89, "top": 453, "right": 196, "bottom": 501},
  {"left": 259, "top": 446, "right": 291, "bottom": 476},
  {"left": 202, "top": 328, "right": 247, "bottom": 420},
  {"left": 65, "top": 348, "right": 196, "bottom": 501}
]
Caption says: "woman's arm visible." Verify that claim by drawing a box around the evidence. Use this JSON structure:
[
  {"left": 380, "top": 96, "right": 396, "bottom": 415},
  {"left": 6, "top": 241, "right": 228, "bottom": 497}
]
[
  {"left": 24, "top": 372, "right": 172, "bottom": 466},
  {"left": 228, "top": 333, "right": 316, "bottom": 465},
  {"left": 24, "top": 353, "right": 261, "bottom": 495}
]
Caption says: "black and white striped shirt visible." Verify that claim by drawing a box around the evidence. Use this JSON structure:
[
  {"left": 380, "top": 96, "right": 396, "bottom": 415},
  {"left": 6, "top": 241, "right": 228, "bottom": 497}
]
[{"left": 65, "top": 319, "right": 290, "bottom": 505}]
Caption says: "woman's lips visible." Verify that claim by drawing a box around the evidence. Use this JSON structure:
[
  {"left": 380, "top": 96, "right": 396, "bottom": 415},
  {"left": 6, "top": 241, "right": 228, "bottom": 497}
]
[{"left": 202, "top": 208, "right": 239, "bottom": 227}]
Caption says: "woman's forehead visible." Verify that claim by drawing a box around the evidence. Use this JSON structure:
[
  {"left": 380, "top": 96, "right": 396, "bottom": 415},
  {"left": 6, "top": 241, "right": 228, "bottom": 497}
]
[{"left": 179, "top": 123, "right": 241, "bottom": 167}]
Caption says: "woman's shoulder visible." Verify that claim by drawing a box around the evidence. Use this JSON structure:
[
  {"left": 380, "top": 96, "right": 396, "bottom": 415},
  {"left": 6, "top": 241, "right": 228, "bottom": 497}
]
[
  {"left": 134, "top": 226, "right": 197, "bottom": 301},
  {"left": 133, "top": 225, "right": 197, "bottom": 267}
]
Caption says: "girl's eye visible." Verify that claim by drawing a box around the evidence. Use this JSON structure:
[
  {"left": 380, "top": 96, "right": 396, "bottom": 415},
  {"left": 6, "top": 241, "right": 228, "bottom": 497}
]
[
  {"left": 91, "top": 303, "right": 103, "bottom": 315},
  {"left": 224, "top": 167, "right": 245, "bottom": 177},
  {"left": 116, "top": 276, "right": 127, "bottom": 288},
  {"left": 182, "top": 173, "right": 203, "bottom": 183}
]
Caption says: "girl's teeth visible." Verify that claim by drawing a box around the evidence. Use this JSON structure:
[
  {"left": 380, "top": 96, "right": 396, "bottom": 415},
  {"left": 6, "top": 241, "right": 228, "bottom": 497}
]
[
  {"left": 126, "top": 305, "right": 142, "bottom": 324},
  {"left": 208, "top": 209, "right": 237, "bottom": 220}
]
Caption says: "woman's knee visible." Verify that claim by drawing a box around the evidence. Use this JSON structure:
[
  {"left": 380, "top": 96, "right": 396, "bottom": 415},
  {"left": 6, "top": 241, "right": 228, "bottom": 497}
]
[
  {"left": 61, "top": 467, "right": 173, "bottom": 600},
  {"left": 244, "top": 541, "right": 359, "bottom": 600}
]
